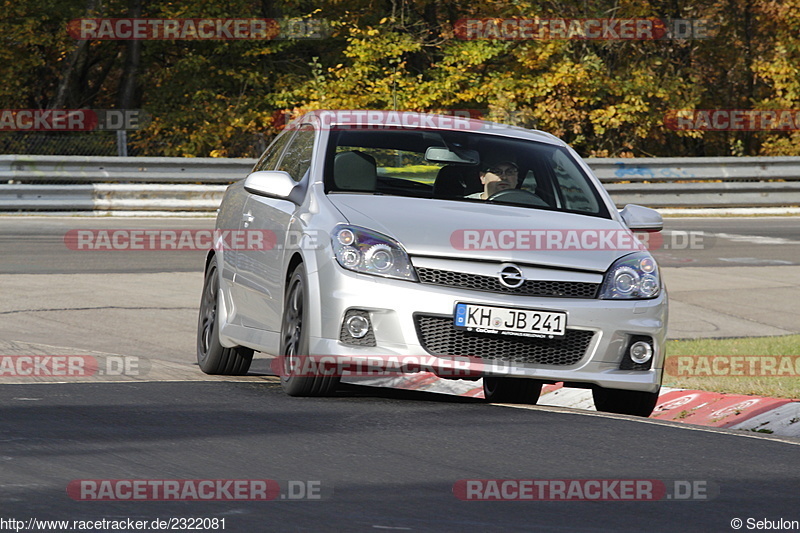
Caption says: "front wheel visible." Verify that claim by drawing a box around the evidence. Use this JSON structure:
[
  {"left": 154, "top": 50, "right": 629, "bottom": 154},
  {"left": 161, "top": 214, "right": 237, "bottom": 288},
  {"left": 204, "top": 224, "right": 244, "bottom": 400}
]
[
  {"left": 197, "top": 255, "right": 253, "bottom": 375},
  {"left": 483, "top": 377, "right": 543, "bottom": 404},
  {"left": 592, "top": 387, "right": 660, "bottom": 417},
  {"left": 279, "top": 264, "right": 340, "bottom": 397}
]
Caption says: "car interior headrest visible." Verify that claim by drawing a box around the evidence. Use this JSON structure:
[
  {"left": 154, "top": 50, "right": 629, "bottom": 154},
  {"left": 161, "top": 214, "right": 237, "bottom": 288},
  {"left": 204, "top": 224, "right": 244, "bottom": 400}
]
[
  {"left": 334, "top": 150, "right": 378, "bottom": 191},
  {"left": 433, "top": 164, "right": 482, "bottom": 198}
]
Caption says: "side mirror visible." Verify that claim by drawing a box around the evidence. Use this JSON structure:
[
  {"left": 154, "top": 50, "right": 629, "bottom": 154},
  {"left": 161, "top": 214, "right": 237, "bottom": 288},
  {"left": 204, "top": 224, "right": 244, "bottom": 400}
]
[
  {"left": 619, "top": 204, "right": 663, "bottom": 232},
  {"left": 243, "top": 171, "right": 304, "bottom": 204}
]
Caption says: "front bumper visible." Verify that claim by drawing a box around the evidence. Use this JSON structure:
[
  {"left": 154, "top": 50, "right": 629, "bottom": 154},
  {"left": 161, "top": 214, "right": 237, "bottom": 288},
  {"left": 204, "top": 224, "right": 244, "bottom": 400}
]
[{"left": 308, "top": 259, "right": 668, "bottom": 393}]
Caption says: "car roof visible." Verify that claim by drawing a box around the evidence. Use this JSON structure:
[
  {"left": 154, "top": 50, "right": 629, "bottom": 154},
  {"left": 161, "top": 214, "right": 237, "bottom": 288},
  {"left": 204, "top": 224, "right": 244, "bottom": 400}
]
[{"left": 288, "top": 110, "right": 565, "bottom": 147}]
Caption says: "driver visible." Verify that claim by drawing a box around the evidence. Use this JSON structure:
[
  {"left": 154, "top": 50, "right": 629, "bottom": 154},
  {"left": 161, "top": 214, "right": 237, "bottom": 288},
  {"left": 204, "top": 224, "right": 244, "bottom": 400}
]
[{"left": 466, "top": 159, "right": 519, "bottom": 200}]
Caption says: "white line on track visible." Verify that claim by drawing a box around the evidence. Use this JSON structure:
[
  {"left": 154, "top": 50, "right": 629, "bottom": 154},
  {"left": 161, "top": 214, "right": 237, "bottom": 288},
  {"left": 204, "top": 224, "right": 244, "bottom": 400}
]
[
  {"left": 491, "top": 402, "right": 800, "bottom": 447},
  {"left": 711, "top": 232, "right": 799, "bottom": 245}
]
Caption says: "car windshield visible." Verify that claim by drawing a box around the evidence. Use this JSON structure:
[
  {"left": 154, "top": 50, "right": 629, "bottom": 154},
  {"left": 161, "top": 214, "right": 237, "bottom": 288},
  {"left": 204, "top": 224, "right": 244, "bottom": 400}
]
[{"left": 324, "top": 127, "right": 610, "bottom": 218}]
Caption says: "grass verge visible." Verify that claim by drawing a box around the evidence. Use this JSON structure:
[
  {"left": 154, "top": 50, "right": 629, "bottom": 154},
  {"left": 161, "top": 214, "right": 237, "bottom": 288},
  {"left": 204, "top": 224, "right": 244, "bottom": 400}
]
[{"left": 664, "top": 335, "right": 800, "bottom": 399}]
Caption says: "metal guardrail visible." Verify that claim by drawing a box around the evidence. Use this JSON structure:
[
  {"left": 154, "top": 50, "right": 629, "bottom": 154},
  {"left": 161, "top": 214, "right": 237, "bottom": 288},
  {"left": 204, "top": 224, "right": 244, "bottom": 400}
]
[
  {"left": 0, "top": 155, "right": 256, "bottom": 184},
  {"left": 589, "top": 156, "right": 800, "bottom": 182},
  {"left": 1, "top": 154, "right": 799, "bottom": 212},
  {"left": 0, "top": 184, "right": 226, "bottom": 212},
  {"left": 590, "top": 156, "right": 800, "bottom": 208}
]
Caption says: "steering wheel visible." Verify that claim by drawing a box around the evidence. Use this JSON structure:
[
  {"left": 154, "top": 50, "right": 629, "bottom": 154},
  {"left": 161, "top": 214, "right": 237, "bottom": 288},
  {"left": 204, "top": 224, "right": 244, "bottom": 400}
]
[{"left": 486, "top": 188, "right": 549, "bottom": 207}]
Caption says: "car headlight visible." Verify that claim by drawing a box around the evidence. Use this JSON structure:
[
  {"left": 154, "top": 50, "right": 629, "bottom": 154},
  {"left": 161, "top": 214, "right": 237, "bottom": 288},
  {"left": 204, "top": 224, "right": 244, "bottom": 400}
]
[
  {"left": 331, "top": 225, "right": 417, "bottom": 281},
  {"left": 599, "top": 252, "right": 660, "bottom": 299}
]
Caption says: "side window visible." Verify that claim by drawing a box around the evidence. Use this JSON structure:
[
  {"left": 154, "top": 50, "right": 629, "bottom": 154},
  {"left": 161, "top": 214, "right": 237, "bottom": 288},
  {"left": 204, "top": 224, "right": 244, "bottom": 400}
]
[
  {"left": 277, "top": 125, "right": 315, "bottom": 182},
  {"left": 520, "top": 170, "right": 537, "bottom": 193},
  {"left": 254, "top": 130, "right": 293, "bottom": 172},
  {"left": 550, "top": 150, "right": 600, "bottom": 213}
]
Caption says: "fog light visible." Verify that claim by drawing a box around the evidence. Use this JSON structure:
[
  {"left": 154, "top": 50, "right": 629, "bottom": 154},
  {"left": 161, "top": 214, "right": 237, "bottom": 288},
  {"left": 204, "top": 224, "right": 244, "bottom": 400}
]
[
  {"left": 629, "top": 341, "right": 653, "bottom": 364},
  {"left": 346, "top": 315, "right": 370, "bottom": 339},
  {"left": 340, "top": 310, "right": 375, "bottom": 346}
]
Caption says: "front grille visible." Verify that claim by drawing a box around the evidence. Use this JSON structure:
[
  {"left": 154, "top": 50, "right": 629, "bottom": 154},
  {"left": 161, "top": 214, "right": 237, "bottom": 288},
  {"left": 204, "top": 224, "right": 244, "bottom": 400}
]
[
  {"left": 416, "top": 267, "right": 598, "bottom": 299},
  {"left": 414, "top": 314, "right": 595, "bottom": 366}
]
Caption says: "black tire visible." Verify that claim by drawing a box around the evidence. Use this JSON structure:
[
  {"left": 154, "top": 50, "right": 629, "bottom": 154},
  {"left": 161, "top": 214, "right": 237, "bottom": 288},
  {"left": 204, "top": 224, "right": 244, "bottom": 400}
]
[
  {"left": 592, "top": 387, "right": 660, "bottom": 417},
  {"left": 279, "top": 264, "right": 340, "bottom": 397},
  {"left": 197, "top": 255, "right": 253, "bottom": 375},
  {"left": 483, "top": 377, "right": 543, "bottom": 404}
]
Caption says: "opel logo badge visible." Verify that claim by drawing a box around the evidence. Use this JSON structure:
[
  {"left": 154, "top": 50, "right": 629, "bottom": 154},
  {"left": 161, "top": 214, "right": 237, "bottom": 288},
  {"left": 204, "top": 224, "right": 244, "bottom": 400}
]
[{"left": 498, "top": 264, "right": 525, "bottom": 288}]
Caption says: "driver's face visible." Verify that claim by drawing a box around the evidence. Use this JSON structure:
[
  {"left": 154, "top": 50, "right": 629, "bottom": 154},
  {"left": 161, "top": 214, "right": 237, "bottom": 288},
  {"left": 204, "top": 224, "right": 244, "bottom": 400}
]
[{"left": 481, "top": 164, "right": 519, "bottom": 196}]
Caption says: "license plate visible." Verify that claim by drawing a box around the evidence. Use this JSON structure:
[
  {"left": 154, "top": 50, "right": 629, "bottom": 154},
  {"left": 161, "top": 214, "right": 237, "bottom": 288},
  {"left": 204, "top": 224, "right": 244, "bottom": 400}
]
[{"left": 454, "top": 303, "right": 567, "bottom": 337}]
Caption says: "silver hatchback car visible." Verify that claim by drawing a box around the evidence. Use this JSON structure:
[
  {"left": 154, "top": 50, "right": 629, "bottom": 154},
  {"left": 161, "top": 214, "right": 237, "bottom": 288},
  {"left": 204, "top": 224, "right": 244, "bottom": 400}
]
[{"left": 197, "top": 110, "right": 668, "bottom": 416}]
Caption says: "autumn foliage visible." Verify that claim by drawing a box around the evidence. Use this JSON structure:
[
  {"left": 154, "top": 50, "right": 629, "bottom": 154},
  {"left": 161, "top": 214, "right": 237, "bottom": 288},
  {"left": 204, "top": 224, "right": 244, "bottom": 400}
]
[{"left": 2, "top": 0, "right": 799, "bottom": 157}]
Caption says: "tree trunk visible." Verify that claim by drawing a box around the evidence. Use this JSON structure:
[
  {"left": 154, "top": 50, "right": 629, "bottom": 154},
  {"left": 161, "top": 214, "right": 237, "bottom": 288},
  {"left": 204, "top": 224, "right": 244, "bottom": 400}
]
[
  {"left": 117, "top": 0, "right": 143, "bottom": 110},
  {"left": 51, "top": 0, "right": 99, "bottom": 109}
]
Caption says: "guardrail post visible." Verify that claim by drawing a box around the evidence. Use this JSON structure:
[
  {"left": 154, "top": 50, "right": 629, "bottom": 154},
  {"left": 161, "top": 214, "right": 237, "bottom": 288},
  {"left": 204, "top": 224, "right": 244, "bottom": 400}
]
[{"left": 116, "top": 130, "right": 128, "bottom": 157}]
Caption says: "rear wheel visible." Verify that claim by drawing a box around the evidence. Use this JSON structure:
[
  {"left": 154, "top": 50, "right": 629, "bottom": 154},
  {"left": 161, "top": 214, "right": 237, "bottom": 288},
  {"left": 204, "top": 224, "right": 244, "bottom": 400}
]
[
  {"left": 279, "top": 264, "right": 340, "bottom": 396},
  {"left": 197, "top": 256, "right": 253, "bottom": 375},
  {"left": 483, "top": 377, "right": 543, "bottom": 404},
  {"left": 592, "top": 387, "right": 660, "bottom": 417}
]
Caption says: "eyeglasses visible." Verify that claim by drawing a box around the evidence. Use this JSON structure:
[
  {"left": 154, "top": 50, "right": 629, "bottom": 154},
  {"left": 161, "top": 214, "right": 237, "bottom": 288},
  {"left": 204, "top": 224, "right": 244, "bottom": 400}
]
[{"left": 488, "top": 166, "right": 518, "bottom": 177}]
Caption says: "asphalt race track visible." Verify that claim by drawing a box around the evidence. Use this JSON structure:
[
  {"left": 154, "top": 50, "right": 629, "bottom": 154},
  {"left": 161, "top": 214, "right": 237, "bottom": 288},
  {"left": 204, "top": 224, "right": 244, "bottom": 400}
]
[
  {"left": 0, "top": 215, "right": 798, "bottom": 533},
  {"left": 2, "top": 381, "right": 799, "bottom": 532},
  {"left": 1, "top": 215, "right": 798, "bottom": 273}
]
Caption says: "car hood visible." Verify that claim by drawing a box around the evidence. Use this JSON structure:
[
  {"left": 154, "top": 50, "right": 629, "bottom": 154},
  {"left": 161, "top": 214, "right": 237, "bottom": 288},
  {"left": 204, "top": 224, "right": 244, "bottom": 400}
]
[{"left": 327, "top": 194, "right": 640, "bottom": 273}]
